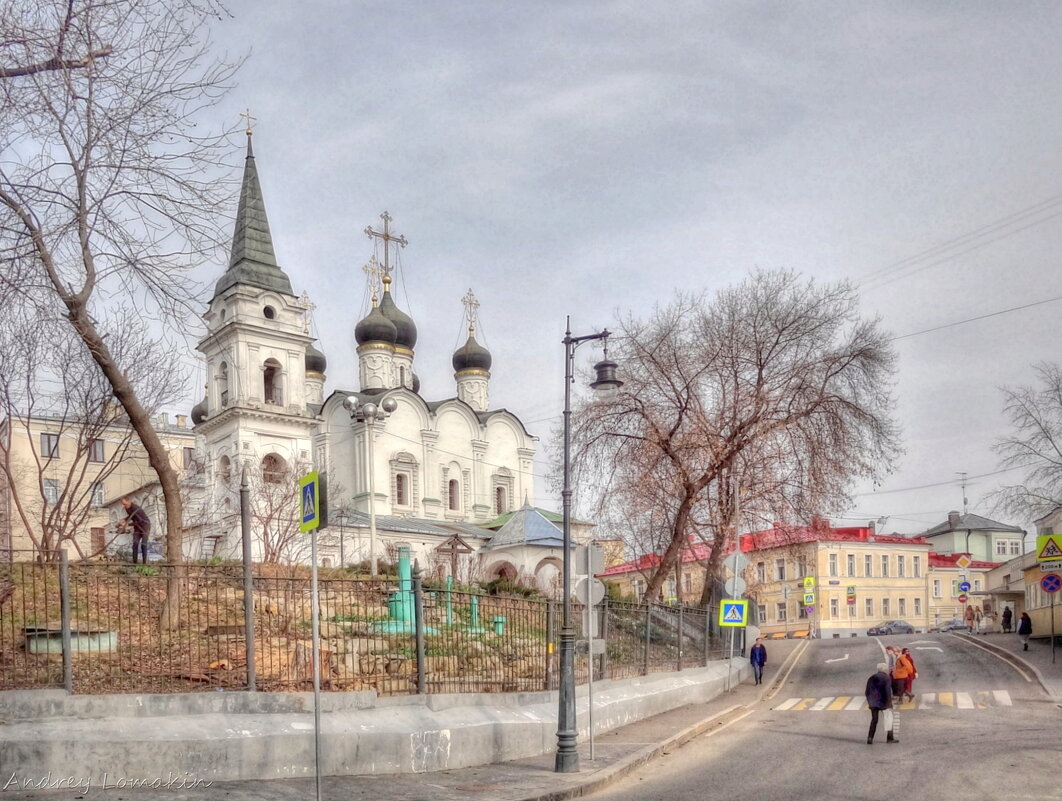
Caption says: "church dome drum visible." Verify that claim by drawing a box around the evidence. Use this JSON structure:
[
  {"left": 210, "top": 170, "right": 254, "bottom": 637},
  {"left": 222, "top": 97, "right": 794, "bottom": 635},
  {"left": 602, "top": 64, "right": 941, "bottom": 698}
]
[
  {"left": 354, "top": 304, "right": 398, "bottom": 345},
  {"left": 452, "top": 334, "right": 492, "bottom": 373}
]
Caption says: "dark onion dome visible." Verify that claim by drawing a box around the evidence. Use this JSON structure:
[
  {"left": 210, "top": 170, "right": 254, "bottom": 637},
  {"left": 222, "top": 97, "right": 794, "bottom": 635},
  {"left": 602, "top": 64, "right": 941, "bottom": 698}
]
[
  {"left": 305, "top": 342, "right": 327, "bottom": 375},
  {"left": 379, "top": 289, "right": 417, "bottom": 350},
  {"left": 190, "top": 397, "right": 207, "bottom": 425},
  {"left": 354, "top": 303, "right": 397, "bottom": 345},
  {"left": 452, "top": 333, "right": 492, "bottom": 373},
  {"left": 411, "top": 372, "right": 421, "bottom": 393}
]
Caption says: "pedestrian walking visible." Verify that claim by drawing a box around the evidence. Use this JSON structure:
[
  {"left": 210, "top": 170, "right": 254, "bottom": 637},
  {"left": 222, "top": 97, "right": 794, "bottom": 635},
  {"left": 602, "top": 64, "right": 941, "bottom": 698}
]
[
  {"left": 901, "top": 648, "right": 917, "bottom": 702},
  {"left": 1017, "top": 612, "right": 1033, "bottom": 651},
  {"left": 749, "top": 637, "right": 767, "bottom": 685},
  {"left": 964, "top": 605, "right": 976, "bottom": 634},
  {"left": 1002, "top": 606, "right": 1013, "bottom": 633},
  {"left": 120, "top": 496, "right": 151, "bottom": 564},
  {"left": 892, "top": 647, "right": 914, "bottom": 703},
  {"left": 865, "top": 662, "right": 896, "bottom": 744}
]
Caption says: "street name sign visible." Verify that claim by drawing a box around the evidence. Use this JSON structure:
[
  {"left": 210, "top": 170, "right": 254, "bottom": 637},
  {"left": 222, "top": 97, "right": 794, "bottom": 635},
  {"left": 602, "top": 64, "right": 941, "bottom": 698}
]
[
  {"left": 1041, "top": 560, "right": 1062, "bottom": 572},
  {"left": 719, "top": 600, "right": 748, "bottom": 628}
]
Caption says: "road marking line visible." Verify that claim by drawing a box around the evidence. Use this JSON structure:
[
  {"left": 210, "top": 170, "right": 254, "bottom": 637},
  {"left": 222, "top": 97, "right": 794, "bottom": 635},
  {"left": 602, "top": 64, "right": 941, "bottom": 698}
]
[
  {"left": 993, "top": 690, "right": 1012, "bottom": 706},
  {"left": 844, "top": 697, "right": 865, "bottom": 711},
  {"left": 921, "top": 693, "right": 935, "bottom": 708},
  {"left": 827, "top": 697, "right": 851, "bottom": 711},
  {"left": 810, "top": 697, "right": 835, "bottom": 711},
  {"left": 956, "top": 692, "right": 974, "bottom": 709},
  {"left": 776, "top": 698, "right": 799, "bottom": 710},
  {"left": 938, "top": 692, "right": 954, "bottom": 706},
  {"left": 790, "top": 698, "right": 815, "bottom": 711}
]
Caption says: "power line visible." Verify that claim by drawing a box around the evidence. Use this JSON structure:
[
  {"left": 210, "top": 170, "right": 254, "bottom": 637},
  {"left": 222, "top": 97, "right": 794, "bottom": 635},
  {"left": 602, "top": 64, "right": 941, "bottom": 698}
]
[
  {"left": 852, "top": 466, "right": 1022, "bottom": 497},
  {"left": 891, "top": 293, "right": 1062, "bottom": 341}
]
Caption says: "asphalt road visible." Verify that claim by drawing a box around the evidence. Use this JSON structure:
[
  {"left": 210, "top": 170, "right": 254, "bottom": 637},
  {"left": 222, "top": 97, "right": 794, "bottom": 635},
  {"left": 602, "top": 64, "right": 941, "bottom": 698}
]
[{"left": 586, "top": 634, "right": 1060, "bottom": 801}]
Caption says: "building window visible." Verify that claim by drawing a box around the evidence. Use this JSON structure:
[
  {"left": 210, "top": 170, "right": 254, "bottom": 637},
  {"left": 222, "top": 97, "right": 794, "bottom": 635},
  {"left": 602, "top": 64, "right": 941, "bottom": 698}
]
[
  {"left": 775, "top": 558, "right": 786, "bottom": 581},
  {"left": 261, "top": 453, "right": 287, "bottom": 484},
  {"left": 933, "top": 579, "right": 942, "bottom": 598},
  {"left": 88, "top": 438, "right": 105, "bottom": 463},
  {"left": 263, "top": 358, "right": 283, "bottom": 405},
  {"left": 898, "top": 598, "right": 906, "bottom": 616},
  {"left": 1010, "top": 540, "right": 1022, "bottom": 555},
  {"left": 865, "top": 597, "right": 873, "bottom": 617},
  {"left": 43, "top": 478, "right": 60, "bottom": 505},
  {"left": 798, "top": 604, "right": 808, "bottom": 619},
  {"left": 183, "top": 447, "right": 195, "bottom": 469},
  {"left": 951, "top": 580, "right": 960, "bottom": 597},
  {"left": 914, "top": 597, "right": 922, "bottom": 615},
  {"left": 974, "top": 579, "right": 982, "bottom": 591},
  {"left": 219, "top": 455, "right": 232, "bottom": 484},
  {"left": 776, "top": 602, "right": 787, "bottom": 622},
  {"left": 996, "top": 540, "right": 1008, "bottom": 556},
  {"left": 880, "top": 555, "right": 889, "bottom": 578},
  {"left": 830, "top": 598, "right": 839, "bottom": 617},
  {"left": 756, "top": 561, "right": 766, "bottom": 583},
  {"left": 914, "top": 556, "right": 921, "bottom": 578},
  {"left": 90, "top": 481, "right": 104, "bottom": 507},
  {"left": 882, "top": 598, "right": 891, "bottom": 616},
  {"left": 829, "top": 553, "right": 838, "bottom": 577},
  {"left": 757, "top": 604, "right": 767, "bottom": 624},
  {"left": 494, "top": 486, "right": 506, "bottom": 515},
  {"left": 395, "top": 474, "right": 408, "bottom": 506},
  {"left": 683, "top": 573, "right": 692, "bottom": 594},
  {"left": 864, "top": 554, "right": 873, "bottom": 577},
  {"left": 448, "top": 479, "right": 460, "bottom": 511},
  {"left": 797, "top": 556, "right": 808, "bottom": 577},
  {"left": 41, "top": 433, "right": 59, "bottom": 458},
  {"left": 847, "top": 554, "right": 855, "bottom": 576},
  {"left": 848, "top": 603, "right": 856, "bottom": 618},
  {"left": 897, "top": 555, "right": 905, "bottom": 577}
]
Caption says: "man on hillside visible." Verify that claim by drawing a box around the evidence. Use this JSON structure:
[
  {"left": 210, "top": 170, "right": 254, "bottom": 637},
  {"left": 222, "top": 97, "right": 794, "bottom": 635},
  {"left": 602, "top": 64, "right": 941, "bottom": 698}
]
[{"left": 120, "top": 496, "right": 151, "bottom": 564}]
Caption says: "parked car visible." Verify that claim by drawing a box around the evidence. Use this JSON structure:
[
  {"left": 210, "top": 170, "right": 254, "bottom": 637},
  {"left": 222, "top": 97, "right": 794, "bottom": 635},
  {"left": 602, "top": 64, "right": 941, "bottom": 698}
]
[
  {"left": 931, "top": 619, "right": 967, "bottom": 632},
  {"left": 867, "top": 620, "right": 915, "bottom": 636}
]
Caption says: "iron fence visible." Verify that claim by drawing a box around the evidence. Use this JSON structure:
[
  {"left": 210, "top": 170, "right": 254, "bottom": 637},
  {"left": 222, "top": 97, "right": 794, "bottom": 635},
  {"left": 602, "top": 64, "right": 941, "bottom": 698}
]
[{"left": 0, "top": 555, "right": 744, "bottom": 696}]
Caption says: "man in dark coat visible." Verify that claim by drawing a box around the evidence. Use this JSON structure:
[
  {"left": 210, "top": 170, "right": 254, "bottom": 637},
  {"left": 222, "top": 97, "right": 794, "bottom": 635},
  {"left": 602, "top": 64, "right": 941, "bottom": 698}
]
[
  {"left": 120, "top": 496, "right": 151, "bottom": 564},
  {"left": 865, "top": 662, "right": 896, "bottom": 744},
  {"left": 749, "top": 637, "right": 767, "bottom": 685},
  {"left": 1001, "top": 606, "right": 1013, "bottom": 634}
]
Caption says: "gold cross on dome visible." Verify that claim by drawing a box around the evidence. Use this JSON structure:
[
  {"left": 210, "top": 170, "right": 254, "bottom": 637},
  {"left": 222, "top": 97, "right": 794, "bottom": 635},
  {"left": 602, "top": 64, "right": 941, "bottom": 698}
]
[
  {"left": 362, "top": 256, "right": 383, "bottom": 303},
  {"left": 461, "top": 288, "right": 480, "bottom": 335},
  {"left": 240, "top": 108, "right": 256, "bottom": 137},
  {"left": 364, "top": 211, "right": 407, "bottom": 277}
]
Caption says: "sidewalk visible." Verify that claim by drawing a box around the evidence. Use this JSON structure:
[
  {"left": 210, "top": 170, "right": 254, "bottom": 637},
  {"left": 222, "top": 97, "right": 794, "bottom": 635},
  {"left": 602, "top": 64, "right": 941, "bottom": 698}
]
[
  {"left": 954, "top": 630, "right": 1062, "bottom": 698},
  {"left": 0, "top": 641, "right": 806, "bottom": 800}
]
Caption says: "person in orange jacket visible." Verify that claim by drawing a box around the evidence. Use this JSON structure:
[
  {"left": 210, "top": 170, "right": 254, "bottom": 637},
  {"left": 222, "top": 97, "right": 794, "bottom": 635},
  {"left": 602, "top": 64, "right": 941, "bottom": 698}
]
[
  {"left": 900, "top": 647, "right": 917, "bottom": 702},
  {"left": 891, "top": 648, "right": 914, "bottom": 703}
]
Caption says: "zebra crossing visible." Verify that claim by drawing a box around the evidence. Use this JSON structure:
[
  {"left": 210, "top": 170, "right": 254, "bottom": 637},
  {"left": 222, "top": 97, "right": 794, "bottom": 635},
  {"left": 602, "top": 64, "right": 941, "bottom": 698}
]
[{"left": 775, "top": 690, "right": 1013, "bottom": 712}]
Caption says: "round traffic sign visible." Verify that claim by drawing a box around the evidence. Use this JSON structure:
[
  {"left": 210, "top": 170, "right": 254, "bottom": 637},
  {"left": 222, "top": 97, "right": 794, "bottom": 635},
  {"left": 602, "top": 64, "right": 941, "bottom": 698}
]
[
  {"left": 1041, "top": 573, "right": 1062, "bottom": 594},
  {"left": 957, "top": 593, "right": 968, "bottom": 603},
  {"left": 958, "top": 581, "right": 971, "bottom": 593}
]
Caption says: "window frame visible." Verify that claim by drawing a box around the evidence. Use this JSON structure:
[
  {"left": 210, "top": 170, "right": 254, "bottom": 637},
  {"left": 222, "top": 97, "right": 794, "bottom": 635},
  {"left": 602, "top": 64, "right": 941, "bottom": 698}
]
[
  {"left": 88, "top": 438, "right": 105, "bottom": 463},
  {"left": 41, "top": 432, "right": 59, "bottom": 458}
]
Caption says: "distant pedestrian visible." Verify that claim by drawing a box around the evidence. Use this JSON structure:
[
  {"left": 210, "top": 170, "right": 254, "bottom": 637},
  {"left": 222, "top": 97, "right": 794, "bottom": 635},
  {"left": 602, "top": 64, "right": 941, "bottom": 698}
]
[
  {"left": 1018, "top": 612, "right": 1033, "bottom": 651},
  {"left": 749, "top": 638, "right": 767, "bottom": 685},
  {"left": 965, "top": 605, "right": 976, "bottom": 633},
  {"left": 901, "top": 648, "right": 917, "bottom": 702},
  {"left": 1002, "top": 607, "right": 1013, "bottom": 633},
  {"left": 120, "top": 496, "right": 151, "bottom": 564},
  {"left": 865, "top": 662, "right": 896, "bottom": 744}
]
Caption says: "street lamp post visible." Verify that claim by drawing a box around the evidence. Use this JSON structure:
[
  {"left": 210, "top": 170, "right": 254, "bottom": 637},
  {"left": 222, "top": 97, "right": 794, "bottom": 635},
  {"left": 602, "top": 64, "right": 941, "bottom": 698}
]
[
  {"left": 344, "top": 396, "right": 398, "bottom": 578},
  {"left": 555, "top": 317, "right": 622, "bottom": 774}
]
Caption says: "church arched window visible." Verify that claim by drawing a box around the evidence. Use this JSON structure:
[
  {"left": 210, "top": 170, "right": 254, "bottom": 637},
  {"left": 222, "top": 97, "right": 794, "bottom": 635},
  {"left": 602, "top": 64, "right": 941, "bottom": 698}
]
[
  {"left": 219, "top": 455, "right": 231, "bottom": 484},
  {"left": 261, "top": 453, "right": 287, "bottom": 484},
  {"left": 396, "top": 474, "right": 407, "bottom": 506},
  {"left": 495, "top": 486, "right": 507, "bottom": 515},
  {"left": 448, "top": 479, "right": 460, "bottom": 511},
  {"left": 263, "top": 359, "right": 283, "bottom": 405},
  {"left": 219, "top": 361, "right": 229, "bottom": 407}
]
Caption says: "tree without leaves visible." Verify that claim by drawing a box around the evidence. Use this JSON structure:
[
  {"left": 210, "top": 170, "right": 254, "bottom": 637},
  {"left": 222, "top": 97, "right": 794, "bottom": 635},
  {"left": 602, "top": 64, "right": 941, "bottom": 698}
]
[
  {"left": 991, "top": 362, "right": 1062, "bottom": 521},
  {"left": 571, "top": 270, "right": 901, "bottom": 604},
  {"left": 0, "top": 0, "right": 241, "bottom": 621}
]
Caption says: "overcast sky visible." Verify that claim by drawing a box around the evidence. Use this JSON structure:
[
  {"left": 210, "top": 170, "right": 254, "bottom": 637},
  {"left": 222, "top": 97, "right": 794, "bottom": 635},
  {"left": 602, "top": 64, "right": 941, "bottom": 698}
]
[{"left": 187, "top": 1, "right": 1062, "bottom": 538}]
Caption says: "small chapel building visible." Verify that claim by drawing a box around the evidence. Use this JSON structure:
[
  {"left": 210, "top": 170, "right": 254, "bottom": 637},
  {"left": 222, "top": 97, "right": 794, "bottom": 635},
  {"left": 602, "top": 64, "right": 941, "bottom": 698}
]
[{"left": 187, "top": 133, "right": 572, "bottom": 592}]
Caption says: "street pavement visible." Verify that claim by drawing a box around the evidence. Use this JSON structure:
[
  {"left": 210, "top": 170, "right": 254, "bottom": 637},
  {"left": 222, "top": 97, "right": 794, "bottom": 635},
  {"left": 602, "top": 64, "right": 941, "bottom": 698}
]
[
  {"left": 2, "top": 640, "right": 804, "bottom": 800},
  {"left": 4, "top": 632, "right": 1056, "bottom": 800}
]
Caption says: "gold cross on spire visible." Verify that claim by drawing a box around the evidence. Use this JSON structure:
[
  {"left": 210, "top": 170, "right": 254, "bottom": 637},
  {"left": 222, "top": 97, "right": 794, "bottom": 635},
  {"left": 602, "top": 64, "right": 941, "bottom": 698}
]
[
  {"left": 240, "top": 108, "right": 256, "bottom": 137},
  {"left": 297, "top": 291, "right": 316, "bottom": 334},
  {"left": 461, "top": 288, "right": 480, "bottom": 336},
  {"left": 362, "top": 256, "right": 383, "bottom": 305},
  {"left": 364, "top": 211, "right": 407, "bottom": 278}
]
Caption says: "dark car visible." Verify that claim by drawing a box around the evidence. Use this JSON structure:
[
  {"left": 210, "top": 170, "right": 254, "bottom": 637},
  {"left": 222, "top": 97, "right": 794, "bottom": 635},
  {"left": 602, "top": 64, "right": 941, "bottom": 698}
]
[
  {"left": 933, "top": 619, "right": 967, "bottom": 632},
  {"left": 867, "top": 620, "right": 915, "bottom": 636}
]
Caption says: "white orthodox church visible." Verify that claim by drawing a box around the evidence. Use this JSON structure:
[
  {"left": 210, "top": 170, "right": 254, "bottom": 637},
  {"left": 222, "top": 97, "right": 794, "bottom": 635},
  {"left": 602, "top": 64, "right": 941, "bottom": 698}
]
[{"left": 186, "top": 135, "right": 575, "bottom": 590}]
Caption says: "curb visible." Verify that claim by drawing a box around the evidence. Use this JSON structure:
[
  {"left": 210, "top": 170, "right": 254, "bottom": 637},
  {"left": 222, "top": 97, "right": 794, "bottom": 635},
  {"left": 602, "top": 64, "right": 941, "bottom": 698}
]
[{"left": 950, "top": 633, "right": 1056, "bottom": 699}]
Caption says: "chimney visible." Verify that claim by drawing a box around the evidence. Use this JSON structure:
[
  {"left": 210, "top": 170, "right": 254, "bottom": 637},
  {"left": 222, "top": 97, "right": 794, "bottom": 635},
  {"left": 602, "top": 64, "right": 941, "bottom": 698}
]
[
  {"left": 175, "top": 414, "right": 187, "bottom": 429},
  {"left": 947, "top": 511, "right": 961, "bottom": 529},
  {"left": 158, "top": 412, "right": 169, "bottom": 428}
]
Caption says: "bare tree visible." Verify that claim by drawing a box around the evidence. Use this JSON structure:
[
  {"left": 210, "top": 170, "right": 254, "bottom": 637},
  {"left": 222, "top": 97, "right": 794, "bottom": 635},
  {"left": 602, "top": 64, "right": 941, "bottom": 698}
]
[
  {"left": 571, "top": 270, "right": 900, "bottom": 603},
  {"left": 0, "top": 0, "right": 241, "bottom": 620},
  {"left": 991, "top": 362, "right": 1062, "bottom": 520}
]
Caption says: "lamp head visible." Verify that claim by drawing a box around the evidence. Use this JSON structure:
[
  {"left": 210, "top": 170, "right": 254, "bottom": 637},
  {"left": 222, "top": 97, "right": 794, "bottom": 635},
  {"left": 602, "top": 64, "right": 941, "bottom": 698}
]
[
  {"left": 381, "top": 397, "right": 398, "bottom": 414},
  {"left": 589, "top": 358, "right": 622, "bottom": 395}
]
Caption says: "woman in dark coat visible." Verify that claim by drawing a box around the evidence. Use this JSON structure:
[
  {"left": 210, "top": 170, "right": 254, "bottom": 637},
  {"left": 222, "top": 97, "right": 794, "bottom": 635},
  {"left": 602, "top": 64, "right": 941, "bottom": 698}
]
[
  {"left": 865, "top": 663, "right": 896, "bottom": 744},
  {"left": 1018, "top": 612, "right": 1033, "bottom": 651}
]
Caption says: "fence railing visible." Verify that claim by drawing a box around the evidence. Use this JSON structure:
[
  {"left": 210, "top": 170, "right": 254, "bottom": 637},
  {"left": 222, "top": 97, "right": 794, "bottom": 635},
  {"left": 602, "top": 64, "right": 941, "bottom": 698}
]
[{"left": 0, "top": 557, "right": 743, "bottom": 696}]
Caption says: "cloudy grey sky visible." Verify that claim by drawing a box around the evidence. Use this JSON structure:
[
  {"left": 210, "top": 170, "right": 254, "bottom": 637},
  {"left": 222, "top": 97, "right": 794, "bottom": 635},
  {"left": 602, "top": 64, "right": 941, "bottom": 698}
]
[{"left": 190, "top": 1, "right": 1062, "bottom": 537}]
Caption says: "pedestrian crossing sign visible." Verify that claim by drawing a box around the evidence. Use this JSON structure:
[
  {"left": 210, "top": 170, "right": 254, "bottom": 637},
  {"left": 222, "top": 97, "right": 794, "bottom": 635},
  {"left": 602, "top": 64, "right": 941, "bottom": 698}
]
[
  {"left": 298, "top": 471, "right": 324, "bottom": 533},
  {"left": 1037, "top": 534, "right": 1062, "bottom": 562},
  {"left": 719, "top": 600, "right": 748, "bottom": 628}
]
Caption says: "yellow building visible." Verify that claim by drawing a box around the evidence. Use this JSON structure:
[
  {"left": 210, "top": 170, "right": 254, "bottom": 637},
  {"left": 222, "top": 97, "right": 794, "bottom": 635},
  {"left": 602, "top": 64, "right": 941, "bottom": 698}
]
[
  {"left": 742, "top": 520, "right": 932, "bottom": 638},
  {"left": 0, "top": 411, "right": 196, "bottom": 560},
  {"left": 925, "top": 553, "right": 994, "bottom": 627}
]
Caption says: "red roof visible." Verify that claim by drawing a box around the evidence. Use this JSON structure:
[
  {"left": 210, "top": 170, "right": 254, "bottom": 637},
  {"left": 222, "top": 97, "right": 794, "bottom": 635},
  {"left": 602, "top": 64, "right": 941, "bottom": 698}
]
[
  {"left": 598, "top": 540, "right": 714, "bottom": 578},
  {"left": 740, "top": 519, "right": 930, "bottom": 552},
  {"left": 927, "top": 553, "right": 996, "bottom": 570}
]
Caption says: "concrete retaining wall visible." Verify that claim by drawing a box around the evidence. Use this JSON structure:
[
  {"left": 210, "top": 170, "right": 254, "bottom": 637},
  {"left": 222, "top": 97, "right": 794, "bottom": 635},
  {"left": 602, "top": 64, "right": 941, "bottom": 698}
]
[{"left": 0, "top": 660, "right": 748, "bottom": 790}]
